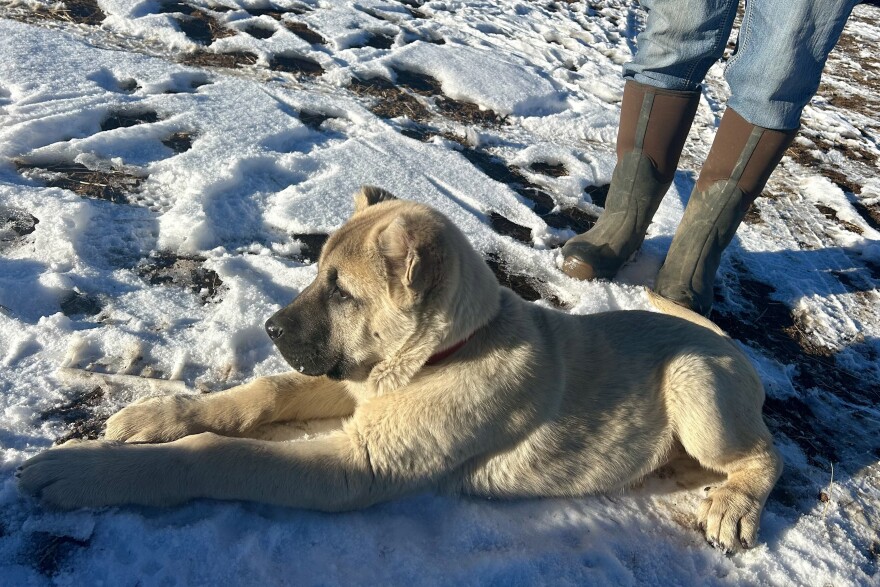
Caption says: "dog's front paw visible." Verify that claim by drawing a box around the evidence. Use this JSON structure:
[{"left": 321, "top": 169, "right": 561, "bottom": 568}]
[
  {"left": 17, "top": 440, "right": 189, "bottom": 509},
  {"left": 18, "top": 441, "right": 130, "bottom": 508},
  {"left": 697, "top": 486, "right": 761, "bottom": 552},
  {"left": 105, "top": 395, "right": 204, "bottom": 443}
]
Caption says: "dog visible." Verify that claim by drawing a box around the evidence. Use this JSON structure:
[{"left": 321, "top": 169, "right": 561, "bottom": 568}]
[{"left": 18, "top": 186, "right": 782, "bottom": 552}]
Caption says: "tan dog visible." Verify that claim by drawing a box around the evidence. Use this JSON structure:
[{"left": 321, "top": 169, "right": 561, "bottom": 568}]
[{"left": 18, "top": 187, "right": 782, "bottom": 552}]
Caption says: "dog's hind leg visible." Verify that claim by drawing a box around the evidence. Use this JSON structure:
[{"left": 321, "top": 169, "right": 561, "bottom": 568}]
[
  {"left": 105, "top": 373, "right": 354, "bottom": 443},
  {"left": 666, "top": 354, "right": 783, "bottom": 552}
]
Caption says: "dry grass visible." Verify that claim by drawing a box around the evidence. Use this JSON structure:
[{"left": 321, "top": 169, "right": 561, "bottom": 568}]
[
  {"left": 15, "top": 161, "right": 145, "bottom": 204},
  {"left": 269, "top": 52, "right": 324, "bottom": 76},
  {"left": 349, "top": 76, "right": 432, "bottom": 122},
  {"left": 179, "top": 50, "right": 258, "bottom": 69}
]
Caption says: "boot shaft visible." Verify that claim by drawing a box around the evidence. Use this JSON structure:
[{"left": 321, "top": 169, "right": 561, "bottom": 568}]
[
  {"left": 562, "top": 81, "right": 701, "bottom": 280},
  {"left": 617, "top": 81, "right": 702, "bottom": 184},
  {"left": 655, "top": 108, "right": 798, "bottom": 315}
]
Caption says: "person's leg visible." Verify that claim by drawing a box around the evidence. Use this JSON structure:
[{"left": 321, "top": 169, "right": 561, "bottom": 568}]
[
  {"left": 725, "top": 0, "right": 860, "bottom": 131},
  {"left": 626, "top": 0, "right": 741, "bottom": 92},
  {"left": 563, "top": 0, "right": 738, "bottom": 280},
  {"left": 654, "top": 0, "right": 859, "bottom": 315}
]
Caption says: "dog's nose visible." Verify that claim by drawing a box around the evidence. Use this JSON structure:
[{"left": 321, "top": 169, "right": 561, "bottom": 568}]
[{"left": 265, "top": 318, "right": 284, "bottom": 340}]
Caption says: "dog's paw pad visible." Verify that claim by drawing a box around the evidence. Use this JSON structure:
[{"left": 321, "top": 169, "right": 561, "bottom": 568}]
[{"left": 698, "top": 486, "right": 761, "bottom": 553}]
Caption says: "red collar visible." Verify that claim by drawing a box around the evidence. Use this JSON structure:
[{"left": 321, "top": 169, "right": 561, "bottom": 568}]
[{"left": 425, "top": 333, "right": 475, "bottom": 366}]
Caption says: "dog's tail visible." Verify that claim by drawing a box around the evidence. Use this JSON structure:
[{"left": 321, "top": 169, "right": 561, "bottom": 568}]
[{"left": 646, "top": 290, "right": 727, "bottom": 337}]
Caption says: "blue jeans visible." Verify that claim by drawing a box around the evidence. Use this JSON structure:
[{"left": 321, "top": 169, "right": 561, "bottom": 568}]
[{"left": 624, "top": 0, "right": 859, "bottom": 130}]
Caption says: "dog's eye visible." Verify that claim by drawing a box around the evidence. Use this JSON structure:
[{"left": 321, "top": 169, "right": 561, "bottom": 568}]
[{"left": 331, "top": 284, "right": 351, "bottom": 301}]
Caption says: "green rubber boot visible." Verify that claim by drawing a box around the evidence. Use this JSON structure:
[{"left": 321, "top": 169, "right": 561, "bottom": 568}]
[
  {"left": 562, "top": 81, "right": 701, "bottom": 280},
  {"left": 654, "top": 109, "right": 797, "bottom": 315}
]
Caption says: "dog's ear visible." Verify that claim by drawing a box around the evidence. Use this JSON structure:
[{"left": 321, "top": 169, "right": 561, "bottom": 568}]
[
  {"left": 378, "top": 215, "right": 427, "bottom": 302},
  {"left": 354, "top": 185, "right": 397, "bottom": 213}
]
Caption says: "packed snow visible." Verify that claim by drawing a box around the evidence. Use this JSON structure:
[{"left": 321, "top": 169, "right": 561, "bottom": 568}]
[{"left": 0, "top": 0, "right": 878, "bottom": 585}]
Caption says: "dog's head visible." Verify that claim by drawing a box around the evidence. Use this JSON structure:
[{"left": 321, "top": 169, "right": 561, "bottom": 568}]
[{"left": 265, "top": 187, "right": 499, "bottom": 392}]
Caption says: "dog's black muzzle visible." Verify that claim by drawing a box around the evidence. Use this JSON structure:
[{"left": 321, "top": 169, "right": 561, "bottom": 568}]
[{"left": 265, "top": 297, "right": 339, "bottom": 377}]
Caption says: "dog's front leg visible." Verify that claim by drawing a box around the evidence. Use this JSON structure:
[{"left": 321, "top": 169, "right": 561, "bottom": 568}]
[
  {"left": 18, "top": 430, "right": 381, "bottom": 511},
  {"left": 105, "top": 374, "right": 354, "bottom": 443}
]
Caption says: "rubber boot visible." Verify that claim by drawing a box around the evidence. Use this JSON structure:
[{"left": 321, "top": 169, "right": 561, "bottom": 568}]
[
  {"left": 562, "top": 80, "right": 701, "bottom": 280},
  {"left": 654, "top": 109, "right": 797, "bottom": 315}
]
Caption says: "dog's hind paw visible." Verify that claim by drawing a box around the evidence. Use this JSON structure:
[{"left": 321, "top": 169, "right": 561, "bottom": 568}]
[{"left": 697, "top": 486, "right": 761, "bottom": 552}]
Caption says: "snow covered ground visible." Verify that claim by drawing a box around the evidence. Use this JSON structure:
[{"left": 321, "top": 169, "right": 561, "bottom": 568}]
[{"left": 0, "top": 0, "right": 878, "bottom": 584}]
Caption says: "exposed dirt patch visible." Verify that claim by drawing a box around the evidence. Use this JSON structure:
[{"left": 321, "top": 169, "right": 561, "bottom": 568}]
[
  {"left": 26, "top": 0, "right": 106, "bottom": 26},
  {"left": 248, "top": 6, "right": 309, "bottom": 19},
  {"left": 161, "top": 131, "right": 194, "bottom": 153},
  {"left": 584, "top": 184, "right": 609, "bottom": 208},
  {"left": 546, "top": 206, "right": 596, "bottom": 236},
  {"left": 39, "top": 386, "right": 108, "bottom": 445},
  {"left": 0, "top": 207, "right": 39, "bottom": 249},
  {"left": 15, "top": 161, "right": 145, "bottom": 204},
  {"left": 529, "top": 161, "right": 568, "bottom": 177},
  {"left": 283, "top": 21, "right": 327, "bottom": 44},
  {"left": 815, "top": 204, "right": 864, "bottom": 235},
  {"left": 116, "top": 78, "right": 140, "bottom": 93},
  {"left": 243, "top": 23, "right": 276, "bottom": 39},
  {"left": 348, "top": 76, "right": 431, "bottom": 122},
  {"left": 489, "top": 212, "right": 531, "bottom": 243},
  {"left": 396, "top": 123, "right": 464, "bottom": 144},
  {"left": 293, "top": 233, "right": 329, "bottom": 262},
  {"left": 361, "top": 33, "right": 396, "bottom": 50},
  {"left": 298, "top": 111, "right": 332, "bottom": 130},
  {"left": 436, "top": 96, "right": 504, "bottom": 126},
  {"left": 389, "top": 67, "right": 503, "bottom": 125},
  {"left": 25, "top": 532, "right": 91, "bottom": 577},
  {"left": 713, "top": 283, "right": 849, "bottom": 467},
  {"left": 788, "top": 139, "right": 875, "bottom": 194},
  {"left": 853, "top": 201, "right": 880, "bottom": 233},
  {"left": 486, "top": 253, "right": 564, "bottom": 307},
  {"left": 160, "top": 75, "right": 210, "bottom": 94},
  {"left": 713, "top": 264, "right": 880, "bottom": 445},
  {"left": 764, "top": 394, "right": 843, "bottom": 468},
  {"left": 60, "top": 290, "right": 103, "bottom": 317},
  {"left": 175, "top": 10, "right": 235, "bottom": 45},
  {"left": 136, "top": 252, "right": 224, "bottom": 303},
  {"left": 455, "top": 148, "right": 599, "bottom": 237},
  {"left": 179, "top": 50, "right": 258, "bottom": 69},
  {"left": 100, "top": 109, "right": 160, "bottom": 132},
  {"left": 743, "top": 203, "right": 763, "bottom": 225},
  {"left": 269, "top": 52, "right": 324, "bottom": 76},
  {"left": 391, "top": 67, "right": 442, "bottom": 95},
  {"left": 459, "top": 148, "right": 527, "bottom": 188},
  {"left": 158, "top": 1, "right": 197, "bottom": 15}
]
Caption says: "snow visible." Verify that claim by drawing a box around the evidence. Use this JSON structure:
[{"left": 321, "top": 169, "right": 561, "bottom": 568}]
[{"left": 1, "top": 0, "right": 879, "bottom": 585}]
